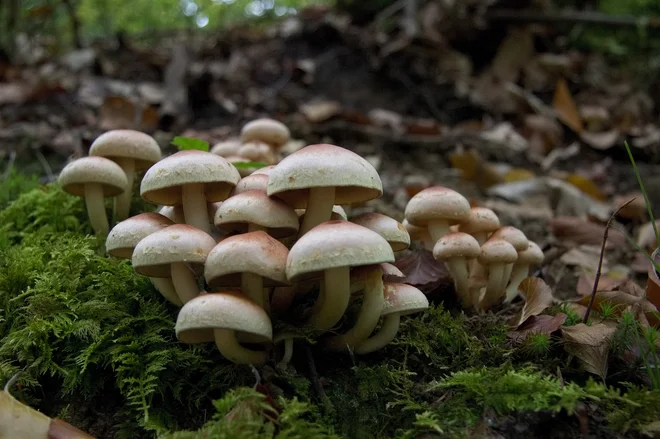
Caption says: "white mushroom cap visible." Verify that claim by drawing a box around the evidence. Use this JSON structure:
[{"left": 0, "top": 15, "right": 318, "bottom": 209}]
[
  {"left": 433, "top": 232, "right": 481, "bottom": 260},
  {"left": 214, "top": 190, "right": 299, "bottom": 238},
  {"left": 517, "top": 241, "right": 544, "bottom": 265},
  {"left": 351, "top": 213, "right": 410, "bottom": 252},
  {"left": 233, "top": 174, "right": 269, "bottom": 194},
  {"left": 380, "top": 262, "right": 405, "bottom": 281},
  {"left": 237, "top": 141, "right": 276, "bottom": 164},
  {"left": 251, "top": 165, "right": 276, "bottom": 176},
  {"left": 58, "top": 156, "right": 128, "bottom": 197},
  {"left": 404, "top": 186, "right": 471, "bottom": 227},
  {"left": 490, "top": 226, "right": 529, "bottom": 252},
  {"left": 132, "top": 224, "right": 217, "bottom": 277},
  {"left": 267, "top": 144, "right": 383, "bottom": 208},
  {"left": 158, "top": 205, "right": 184, "bottom": 223},
  {"left": 175, "top": 290, "right": 272, "bottom": 344},
  {"left": 240, "top": 118, "right": 290, "bottom": 149},
  {"left": 457, "top": 207, "right": 500, "bottom": 239},
  {"left": 106, "top": 212, "right": 174, "bottom": 259},
  {"left": 140, "top": 150, "right": 240, "bottom": 205},
  {"left": 382, "top": 282, "right": 429, "bottom": 316},
  {"left": 286, "top": 220, "right": 394, "bottom": 280},
  {"left": 210, "top": 138, "right": 241, "bottom": 157},
  {"left": 478, "top": 239, "right": 518, "bottom": 265},
  {"left": 89, "top": 129, "right": 161, "bottom": 171},
  {"left": 205, "top": 231, "right": 289, "bottom": 288}
]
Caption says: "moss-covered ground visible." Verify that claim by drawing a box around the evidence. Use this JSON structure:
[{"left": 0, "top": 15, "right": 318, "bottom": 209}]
[{"left": 1, "top": 171, "right": 660, "bottom": 438}]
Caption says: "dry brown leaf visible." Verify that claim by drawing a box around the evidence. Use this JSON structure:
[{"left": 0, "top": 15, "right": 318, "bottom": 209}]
[
  {"left": 553, "top": 78, "right": 583, "bottom": 133},
  {"left": 549, "top": 217, "right": 626, "bottom": 247},
  {"left": 577, "top": 290, "right": 657, "bottom": 316},
  {"left": 503, "top": 168, "right": 535, "bottom": 182},
  {"left": 544, "top": 178, "right": 612, "bottom": 221},
  {"left": 508, "top": 278, "right": 555, "bottom": 328},
  {"left": 613, "top": 193, "right": 647, "bottom": 220},
  {"left": 580, "top": 130, "right": 619, "bottom": 150},
  {"left": 636, "top": 220, "right": 660, "bottom": 252},
  {"left": 99, "top": 96, "right": 159, "bottom": 131},
  {"left": 510, "top": 313, "right": 567, "bottom": 343},
  {"left": 394, "top": 249, "right": 450, "bottom": 293},
  {"left": 562, "top": 322, "right": 616, "bottom": 379},
  {"left": 491, "top": 28, "right": 535, "bottom": 83},
  {"left": 450, "top": 149, "right": 504, "bottom": 189},
  {"left": 579, "top": 105, "right": 610, "bottom": 131},
  {"left": 564, "top": 174, "right": 607, "bottom": 201},
  {"left": 575, "top": 271, "right": 636, "bottom": 297},
  {"left": 560, "top": 245, "right": 608, "bottom": 273}
]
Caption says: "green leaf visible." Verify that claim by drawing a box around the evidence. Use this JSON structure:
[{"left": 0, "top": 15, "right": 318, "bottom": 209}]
[
  {"left": 231, "top": 161, "right": 268, "bottom": 169},
  {"left": 171, "top": 137, "right": 209, "bottom": 152}
]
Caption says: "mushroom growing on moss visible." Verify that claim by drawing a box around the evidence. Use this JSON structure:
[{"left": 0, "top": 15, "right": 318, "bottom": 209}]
[
  {"left": 58, "top": 156, "right": 128, "bottom": 235},
  {"left": 351, "top": 212, "right": 410, "bottom": 252},
  {"left": 433, "top": 232, "right": 480, "bottom": 308},
  {"left": 504, "top": 241, "right": 544, "bottom": 303},
  {"left": 404, "top": 186, "right": 471, "bottom": 243},
  {"left": 477, "top": 238, "right": 518, "bottom": 310}
]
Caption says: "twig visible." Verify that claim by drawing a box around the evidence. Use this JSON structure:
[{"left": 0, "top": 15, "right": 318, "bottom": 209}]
[
  {"left": 488, "top": 9, "right": 660, "bottom": 28},
  {"left": 583, "top": 198, "right": 636, "bottom": 324}
]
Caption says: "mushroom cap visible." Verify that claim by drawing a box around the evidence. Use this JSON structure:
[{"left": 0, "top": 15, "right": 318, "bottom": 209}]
[
  {"left": 140, "top": 150, "right": 240, "bottom": 205},
  {"left": 267, "top": 144, "right": 383, "bottom": 208},
  {"left": 380, "top": 262, "right": 405, "bottom": 281},
  {"left": 240, "top": 118, "right": 290, "bottom": 148},
  {"left": 238, "top": 141, "right": 275, "bottom": 163},
  {"left": 478, "top": 239, "right": 518, "bottom": 265},
  {"left": 210, "top": 138, "right": 241, "bottom": 157},
  {"left": 457, "top": 207, "right": 500, "bottom": 236},
  {"left": 402, "top": 218, "right": 431, "bottom": 242},
  {"left": 287, "top": 220, "right": 394, "bottom": 280},
  {"left": 205, "top": 231, "right": 289, "bottom": 288},
  {"left": 89, "top": 129, "right": 161, "bottom": 170},
  {"left": 132, "top": 224, "right": 217, "bottom": 277},
  {"left": 58, "top": 156, "right": 128, "bottom": 197},
  {"left": 382, "top": 282, "right": 429, "bottom": 316},
  {"left": 158, "top": 205, "right": 183, "bottom": 223},
  {"left": 106, "top": 212, "right": 174, "bottom": 259},
  {"left": 490, "top": 226, "right": 529, "bottom": 252},
  {"left": 234, "top": 174, "right": 269, "bottom": 194},
  {"left": 175, "top": 290, "right": 272, "bottom": 344},
  {"left": 251, "top": 165, "right": 276, "bottom": 176},
  {"left": 433, "top": 232, "right": 480, "bottom": 261},
  {"left": 214, "top": 190, "right": 299, "bottom": 238},
  {"left": 351, "top": 213, "right": 410, "bottom": 252},
  {"left": 517, "top": 241, "right": 544, "bottom": 265},
  {"left": 404, "top": 187, "right": 471, "bottom": 227}
]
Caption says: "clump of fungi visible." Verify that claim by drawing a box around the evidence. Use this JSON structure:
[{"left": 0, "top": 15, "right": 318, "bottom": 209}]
[{"left": 58, "top": 117, "right": 543, "bottom": 367}]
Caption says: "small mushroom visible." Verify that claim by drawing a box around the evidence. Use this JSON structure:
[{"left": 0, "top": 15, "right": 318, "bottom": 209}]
[
  {"left": 58, "top": 156, "right": 128, "bottom": 235},
  {"left": 175, "top": 291, "right": 272, "bottom": 365},
  {"left": 132, "top": 224, "right": 216, "bottom": 304},
  {"left": 402, "top": 219, "right": 433, "bottom": 251},
  {"left": 140, "top": 150, "right": 240, "bottom": 234},
  {"left": 433, "top": 232, "right": 480, "bottom": 307},
  {"left": 477, "top": 238, "right": 518, "bottom": 309},
  {"left": 233, "top": 174, "right": 269, "bottom": 194},
  {"left": 489, "top": 226, "right": 529, "bottom": 291},
  {"left": 286, "top": 220, "right": 394, "bottom": 331},
  {"left": 267, "top": 144, "right": 383, "bottom": 236},
  {"left": 240, "top": 118, "right": 290, "bottom": 150},
  {"left": 457, "top": 207, "right": 500, "bottom": 245},
  {"left": 237, "top": 141, "right": 277, "bottom": 165},
  {"left": 504, "top": 241, "right": 544, "bottom": 303},
  {"left": 89, "top": 130, "right": 161, "bottom": 220},
  {"left": 351, "top": 212, "right": 410, "bottom": 252},
  {"left": 210, "top": 138, "right": 241, "bottom": 157},
  {"left": 205, "top": 231, "right": 289, "bottom": 310},
  {"left": 354, "top": 283, "right": 429, "bottom": 354},
  {"left": 404, "top": 186, "right": 471, "bottom": 243}
]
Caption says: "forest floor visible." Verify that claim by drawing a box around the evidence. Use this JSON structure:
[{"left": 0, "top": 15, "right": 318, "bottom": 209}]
[{"left": 2, "top": 3, "right": 660, "bottom": 439}]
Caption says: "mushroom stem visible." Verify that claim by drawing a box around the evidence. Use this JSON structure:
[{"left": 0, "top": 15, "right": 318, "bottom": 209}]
[
  {"left": 481, "top": 263, "right": 504, "bottom": 309},
  {"left": 170, "top": 263, "right": 199, "bottom": 304},
  {"left": 84, "top": 183, "right": 109, "bottom": 235},
  {"left": 214, "top": 328, "right": 267, "bottom": 365},
  {"left": 427, "top": 220, "right": 450, "bottom": 243},
  {"left": 354, "top": 313, "right": 400, "bottom": 354},
  {"left": 114, "top": 157, "right": 134, "bottom": 221},
  {"left": 247, "top": 223, "right": 266, "bottom": 233},
  {"left": 278, "top": 337, "right": 294, "bottom": 366},
  {"left": 299, "top": 186, "right": 335, "bottom": 236},
  {"left": 182, "top": 183, "right": 210, "bottom": 233},
  {"left": 445, "top": 259, "right": 470, "bottom": 305},
  {"left": 150, "top": 277, "right": 184, "bottom": 306},
  {"left": 325, "top": 267, "right": 385, "bottom": 351},
  {"left": 241, "top": 273, "right": 264, "bottom": 308},
  {"left": 501, "top": 263, "right": 514, "bottom": 295},
  {"left": 307, "top": 266, "right": 350, "bottom": 330},
  {"left": 504, "top": 264, "right": 529, "bottom": 303}
]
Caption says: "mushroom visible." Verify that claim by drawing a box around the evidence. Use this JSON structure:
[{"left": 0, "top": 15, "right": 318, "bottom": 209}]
[
  {"left": 237, "top": 141, "right": 277, "bottom": 165},
  {"left": 140, "top": 150, "right": 240, "bottom": 234},
  {"left": 240, "top": 118, "right": 290, "bottom": 150},
  {"left": 158, "top": 205, "right": 185, "bottom": 224},
  {"left": 433, "top": 232, "right": 480, "bottom": 307},
  {"left": 214, "top": 190, "right": 299, "bottom": 238},
  {"left": 402, "top": 218, "right": 433, "bottom": 251},
  {"left": 132, "top": 224, "right": 216, "bottom": 304},
  {"left": 89, "top": 130, "right": 161, "bottom": 220},
  {"left": 233, "top": 174, "right": 269, "bottom": 194},
  {"left": 404, "top": 186, "right": 471, "bottom": 243},
  {"left": 477, "top": 238, "right": 518, "bottom": 309},
  {"left": 489, "top": 226, "right": 529, "bottom": 291},
  {"left": 58, "top": 156, "right": 128, "bottom": 235},
  {"left": 287, "top": 220, "right": 394, "bottom": 331},
  {"left": 205, "top": 231, "right": 289, "bottom": 310},
  {"left": 457, "top": 207, "right": 500, "bottom": 245},
  {"left": 267, "top": 144, "right": 383, "bottom": 237},
  {"left": 175, "top": 291, "right": 272, "bottom": 365},
  {"left": 354, "top": 283, "right": 429, "bottom": 354},
  {"left": 296, "top": 205, "right": 347, "bottom": 223},
  {"left": 351, "top": 212, "right": 410, "bottom": 252},
  {"left": 106, "top": 213, "right": 182, "bottom": 306},
  {"left": 504, "top": 241, "right": 544, "bottom": 303},
  {"left": 210, "top": 138, "right": 241, "bottom": 157},
  {"left": 380, "top": 262, "right": 405, "bottom": 283}
]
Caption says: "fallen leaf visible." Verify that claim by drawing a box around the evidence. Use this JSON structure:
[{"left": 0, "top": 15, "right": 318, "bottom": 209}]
[
  {"left": 480, "top": 122, "right": 528, "bottom": 152},
  {"left": 394, "top": 249, "right": 450, "bottom": 293},
  {"left": 544, "top": 178, "right": 612, "bottom": 221},
  {"left": 580, "top": 130, "right": 619, "bottom": 150},
  {"left": 504, "top": 168, "right": 535, "bottom": 182},
  {"left": 564, "top": 174, "right": 607, "bottom": 201},
  {"left": 491, "top": 28, "right": 535, "bottom": 83},
  {"left": 482, "top": 199, "right": 553, "bottom": 221},
  {"left": 450, "top": 148, "right": 504, "bottom": 189},
  {"left": 632, "top": 252, "right": 651, "bottom": 273},
  {"left": 613, "top": 193, "right": 646, "bottom": 220},
  {"left": 560, "top": 245, "right": 608, "bottom": 273},
  {"left": 368, "top": 108, "right": 405, "bottom": 134},
  {"left": 99, "top": 95, "right": 158, "bottom": 131},
  {"left": 637, "top": 220, "right": 660, "bottom": 252},
  {"left": 510, "top": 313, "right": 567, "bottom": 343},
  {"left": 562, "top": 322, "right": 616, "bottom": 379},
  {"left": 508, "top": 278, "right": 555, "bottom": 328},
  {"left": 575, "top": 271, "right": 637, "bottom": 297},
  {"left": 577, "top": 290, "right": 657, "bottom": 316},
  {"left": 553, "top": 78, "right": 583, "bottom": 133},
  {"left": 550, "top": 217, "right": 626, "bottom": 247}
]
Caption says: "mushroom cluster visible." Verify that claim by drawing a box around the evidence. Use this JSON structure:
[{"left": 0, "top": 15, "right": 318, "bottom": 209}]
[
  {"left": 61, "top": 123, "right": 430, "bottom": 366},
  {"left": 404, "top": 188, "right": 544, "bottom": 311}
]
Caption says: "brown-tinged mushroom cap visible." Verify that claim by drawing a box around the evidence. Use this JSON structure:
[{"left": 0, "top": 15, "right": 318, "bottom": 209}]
[
  {"left": 404, "top": 187, "right": 471, "bottom": 242},
  {"left": 251, "top": 165, "right": 276, "bottom": 176},
  {"left": 433, "top": 232, "right": 480, "bottom": 307},
  {"left": 490, "top": 226, "right": 529, "bottom": 252},
  {"left": 351, "top": 212, "right": 410, "bottom": 252},
  {"left": 89, "top": 129, "right": 161, "bottom": 171},
  {"left": 234, "top": 174, "right": 269, "bottom": 194},
  {"left": 210, "top": 138, "right": 241, "bottom": 157},
  {"left": 240, "top": 118, "right": 290, "bottom": 148},
  {"left": 516, "top": 241, "right": 544, "bottom": 265},
  {"left": 238, "top": 141, "right": 276, "bottom": 164},
  {"left": 457, "top": 207, "right": 500, "bottom": 243},
  {"left": 214, "top": 190, "right": 299, "bottom": 238},
  {"left": 106, "top": 212, "right": 174, "bottom": 259},
  {"left": 58, "top": 156, "right": 127, "bottom": 197},
  {"left": 380, "top": 262, "right": 405, "bottom": 282}
]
